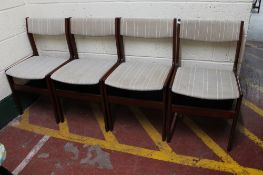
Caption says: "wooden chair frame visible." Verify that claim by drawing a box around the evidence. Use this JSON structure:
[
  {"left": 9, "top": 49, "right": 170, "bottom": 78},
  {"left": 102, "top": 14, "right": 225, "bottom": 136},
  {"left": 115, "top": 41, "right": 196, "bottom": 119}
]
[
  {"left": 103, "top": 18, "right": 177, "bottom": 141},
  {"left": 167, "top": 20, "right": 244, "bottom": 151},
  {"left": 6, "top": 17, "right": 74, "bottom": 123},
  {"left": 253, "top": 0, "right": 261, "bottom": 13},
  {"left": 50, "top": 17, "right": 122, "bottom": 131}
]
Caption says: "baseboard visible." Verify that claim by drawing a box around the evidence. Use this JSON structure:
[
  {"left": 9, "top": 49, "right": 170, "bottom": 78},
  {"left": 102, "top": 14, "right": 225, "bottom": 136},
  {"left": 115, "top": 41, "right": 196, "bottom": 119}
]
[{"left": 0, "top": 94, "right": 37, "bottom": 129}]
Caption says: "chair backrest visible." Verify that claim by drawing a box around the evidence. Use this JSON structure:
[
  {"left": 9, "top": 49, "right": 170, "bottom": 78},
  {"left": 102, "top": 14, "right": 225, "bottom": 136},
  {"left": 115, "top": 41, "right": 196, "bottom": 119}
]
[
  {"left": 118, "top": 18, "right": 176, "bottom": 64},
  {"left": 69, "top": 18, "right": 119, "bottom": 60},
  {"left": 27, "top": 18, "right": 66, "bottom": 35},
  {"left": 178, "top": 19, "right": 243, "bottom": 72},
  {"left": 180, "top": 19, "right": 242, "bottom": 42},
  {"left": 26, "top": 17, "right": 73, "bottom": 59},
  {"left": 120, "top": 18, "right": 174, "bottom": 38},
  {"left": 70, "top": 18, "right": 115, "bottom": 36}
]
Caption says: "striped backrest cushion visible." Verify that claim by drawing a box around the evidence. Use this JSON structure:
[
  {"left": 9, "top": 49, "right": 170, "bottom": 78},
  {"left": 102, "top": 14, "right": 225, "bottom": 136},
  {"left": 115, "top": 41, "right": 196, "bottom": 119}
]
[
  {"left": 27, "top": 18, "right": 65, "bottom": 35},
  {"left": 180, "top": 19, "right": 241, "bottom": 42},
  {"left": 121, "top": 18, "right": 173, "bottom": 38},
  {"left": 71, "top": 18, "right": 115, "bottom": 36}
]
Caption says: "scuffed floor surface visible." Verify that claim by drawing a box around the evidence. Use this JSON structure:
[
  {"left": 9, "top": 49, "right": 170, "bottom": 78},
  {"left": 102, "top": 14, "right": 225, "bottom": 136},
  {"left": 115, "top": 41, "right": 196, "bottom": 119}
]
[{"left": 1, "top": 41, "right": 263, "bottom": 175}]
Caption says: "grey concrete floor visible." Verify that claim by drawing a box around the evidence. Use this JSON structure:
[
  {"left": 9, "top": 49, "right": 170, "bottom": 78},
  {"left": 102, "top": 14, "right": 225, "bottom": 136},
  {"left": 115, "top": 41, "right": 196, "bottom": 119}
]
[{"left": 247, "top": 5, "right": 263, "bottom": 42}]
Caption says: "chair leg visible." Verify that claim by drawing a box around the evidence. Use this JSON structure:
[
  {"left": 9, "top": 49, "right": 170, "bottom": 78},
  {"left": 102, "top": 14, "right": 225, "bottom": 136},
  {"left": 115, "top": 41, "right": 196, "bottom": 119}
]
[
  {"left": 227, "top": 96, "right": 242, "bottom": 152},
  {"left": 227, "top": 115, "right": 239, "bottom": 152},
  {"left": 103, "top": 86, "right": 113, "bottom": 131},
  {"left": 108, "top": 104, "right": 114, "bottom": 131},
  {"left": 101, "top": 99, "right": 109, "bottom": 132},
  {"left": 167, "top": 113, "right": 180, "bottom": 142},
  {"left": 106, "top": 101, "right": 113, "bottom": 131},
  {"left": 162, "top": 87, "right": 169, "bottom": 141},
  {"left": 166, "top": 90, "right": 172, "bottom": 142},
  {"left": 101, "top": 99, "right": 110, "bottom": 132},
  {"left": 46, "top": 77, "right": 60, "bottom": 124},
  {"left": 166, "top": 114, "right": 172, "bottom": 142},
  {"left": 56, "top": 97, "right": 64, "bottom": 123},
  {"left": 6, "top": 76, "right": 23, "bottom": 115},
  {"left": 0, "top": 166, "right": 13, "bottom": 175},
  {"left": 100, "top": 82, "right": 109, "bottom": 132},
  {"left": 162, "top": 104, "right": 167, "bottom": 141},
  {"left": 49, "top": 79, "right": 64, "bottom": 123}
]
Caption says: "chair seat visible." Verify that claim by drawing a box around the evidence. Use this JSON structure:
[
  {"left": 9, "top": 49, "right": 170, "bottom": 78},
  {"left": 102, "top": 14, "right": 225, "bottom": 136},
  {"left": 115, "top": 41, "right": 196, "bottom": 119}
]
[
  {"left": 105, "top": 61, "right": 172, "bottom": 91},
  {"left": 51, "top": 58, "right": 117, "bottom": 85},
  {"left": 6, "top": 56, "right": 66, "bottom": 80},
  {"left": 0, "top": 144, "right": 6, "bottom": 166},
  {"left": 172, "top": 67, "right": 240, "bottom": 100}
]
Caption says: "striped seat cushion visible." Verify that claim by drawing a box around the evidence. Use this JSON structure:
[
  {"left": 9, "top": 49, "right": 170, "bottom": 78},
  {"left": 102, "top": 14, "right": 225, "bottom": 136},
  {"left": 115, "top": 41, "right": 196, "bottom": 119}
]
[
  {"left": 6, "top": 56, "right": 66, "bottom": 80},
  {"left": 172, "top": 67, "right": 239, "bottom": 100},
  {"left": 105, "top": 61, "right": 172, "bottom": 91},
  {"left": 27, "top": 18, "right": 65, "bottom": 35},
  {"left": 51, "top": 58, "right": 117, "bottom": 85},
  {"left": 180, "top": 19, "right": 241, "bottom": 42}
]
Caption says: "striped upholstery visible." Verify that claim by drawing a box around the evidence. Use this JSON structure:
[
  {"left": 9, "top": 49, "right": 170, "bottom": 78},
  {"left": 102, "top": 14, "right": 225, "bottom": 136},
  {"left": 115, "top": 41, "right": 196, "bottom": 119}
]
[
  {"left": 51, "top": 58, "right": 117, "bottom": 85},
  {"left": 27, "top": 18, "right": 65, "bottom": 35},
  {"left": 105, "top": 61, "right": 171, "bottom": 91},
  {"left": 172, "top": 67, "right": 239, "bottom": 100},
  {"left": 180, "top": 19, "right": 241, "bottom": 42},
  {"left": 121, "top": 18, "right": 173, "bottom": 38},
  {"left": 71, "top": 18, "right": 115, "bottom": 36},
  {"left": 6, "top": 56, "right": 66, "bottom": 80}
]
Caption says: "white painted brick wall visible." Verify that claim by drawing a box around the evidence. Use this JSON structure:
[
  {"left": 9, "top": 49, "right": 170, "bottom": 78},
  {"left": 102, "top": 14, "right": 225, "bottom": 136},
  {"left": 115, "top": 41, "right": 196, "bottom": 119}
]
[{"left": 0, "top": 0, "right": 32, "bottom": 101}]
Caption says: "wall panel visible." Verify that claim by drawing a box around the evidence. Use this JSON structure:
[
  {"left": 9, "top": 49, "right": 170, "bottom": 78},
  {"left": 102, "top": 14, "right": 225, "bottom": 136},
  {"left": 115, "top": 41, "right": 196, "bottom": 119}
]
[
  {"left": 0, "top": 6, "right": 26, "bottom": 42},
  {"left": 0, "top": 33, "right": 32, "bottom": 71},
  {"left": 0, "top": 2, "right": 31, "bottom": 101},
  {"left": 0, "top": 0, "right": 25, "bottom": 11}
]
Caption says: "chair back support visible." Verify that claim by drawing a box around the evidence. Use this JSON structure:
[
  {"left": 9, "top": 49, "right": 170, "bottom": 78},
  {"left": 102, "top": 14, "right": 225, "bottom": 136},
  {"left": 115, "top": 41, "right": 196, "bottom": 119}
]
[
  {"left": 71, "top": 18, "right": 115, "bottom": 36},
  {"left": 120, "top": 18, "right": 174, "bottom": 38},
  {"left": 180, "top": 19, "right": 242, "bottom": 42},
  {"left": 27, "top": 18, "right": 65, "bottom": 35}
]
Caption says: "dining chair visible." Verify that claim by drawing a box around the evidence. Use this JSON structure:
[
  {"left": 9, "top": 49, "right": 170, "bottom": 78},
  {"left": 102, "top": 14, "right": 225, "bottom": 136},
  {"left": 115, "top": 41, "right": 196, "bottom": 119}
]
[
  {"left": 104, "top": 18, "right": 177, "bottom": 140},
  {"left": 5, "top": 18, "right": 73, "bottom": 123},
  {"left": 50, "top": 17, "right": 121, "bottom": 130},
  {"left": 167, "top": 19, "right": 244, "bottom": 151}
]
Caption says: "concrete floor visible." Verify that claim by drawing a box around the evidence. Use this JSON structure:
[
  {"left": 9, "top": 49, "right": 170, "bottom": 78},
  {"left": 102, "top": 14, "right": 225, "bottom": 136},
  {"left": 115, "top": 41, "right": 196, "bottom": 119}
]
[
  {"left": 247, "top": 6, "right": 263, "bottom": 42},
  {"left": 1, "top": 13, "right": 263, "bottom": 174}
]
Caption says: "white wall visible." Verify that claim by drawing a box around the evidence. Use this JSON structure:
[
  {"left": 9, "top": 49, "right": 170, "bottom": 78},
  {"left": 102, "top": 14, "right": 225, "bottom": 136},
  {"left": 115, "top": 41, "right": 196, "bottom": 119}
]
[
  {"left": 0, "top": 0, "right": 253, "bottom": 101},
  {"left": 0, "top": 0, "right": 32, "bottom": 101}
]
